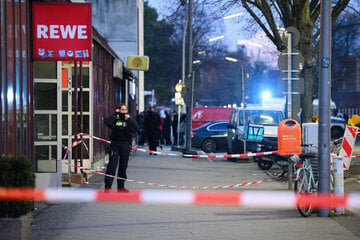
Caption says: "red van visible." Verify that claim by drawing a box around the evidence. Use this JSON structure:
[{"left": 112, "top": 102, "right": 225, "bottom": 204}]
[{"left": 192, "top": 107, "right": 232, "bottom": 129}]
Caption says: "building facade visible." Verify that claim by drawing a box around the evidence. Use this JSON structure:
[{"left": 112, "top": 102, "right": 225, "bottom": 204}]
[{"left": 1, "top": 0, "right": 143, "bottom": 189}]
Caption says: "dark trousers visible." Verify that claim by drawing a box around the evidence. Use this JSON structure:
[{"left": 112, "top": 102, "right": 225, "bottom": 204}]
[
  {"left": 148, "top": 134, "right": 159, "bottom": 151},
  {"left": 104, "top": 141, "right": 130, "bottom": 190}
]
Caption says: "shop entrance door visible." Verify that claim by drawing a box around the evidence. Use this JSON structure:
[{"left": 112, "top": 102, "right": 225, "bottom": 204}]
[{"left": 61, "top": 61, "right": 91, "bottom": 180}]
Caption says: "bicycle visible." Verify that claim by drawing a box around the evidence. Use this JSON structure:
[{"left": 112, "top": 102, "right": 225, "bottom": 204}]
[{"left": 291, "top": 153, "right": 334, "bottom": 217}]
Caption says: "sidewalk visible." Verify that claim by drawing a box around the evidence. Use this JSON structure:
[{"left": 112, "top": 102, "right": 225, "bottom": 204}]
[{"left": 30, "top": 147, "right": 360, "bottom": 240}]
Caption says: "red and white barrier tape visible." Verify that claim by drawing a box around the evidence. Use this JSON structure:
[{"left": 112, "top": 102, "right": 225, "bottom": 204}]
[
  {"left": 80, "top": 132, "right": 278, "bottom": 158},
  {"left": 70, "top": 161, "right": 271, "bottom": 189},
  {"left": 133, "top": 147, "right": 279, "bottom": 159},
  {"left": 60, "top": 139, "right": 272, "bottom": 189},
  {"left": 59, "top": 133, "right": 359, "bottom": 189},
  {"left": 79, "top": 132, "right": 360, "bottom": 159},
  {"left": 0, "top": 188, "right": 359, "bottom": 209}
]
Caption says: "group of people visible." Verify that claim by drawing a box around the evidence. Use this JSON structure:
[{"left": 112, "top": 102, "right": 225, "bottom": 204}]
[
  {"left": 103, "top": 104, "right": 186, "bottom": 192},
  {"left": 136, "top": 107, "right": 186, "bottom": 151}
]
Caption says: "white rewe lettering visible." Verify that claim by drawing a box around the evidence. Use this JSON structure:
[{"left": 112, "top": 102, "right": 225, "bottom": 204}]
[
  {"left": 37, "top": 25, "right": 48, "bottom": 39},
  {"left": 49, "top": 25, "right": 60, "bottom": 39},
  {"left": 36, "top": 25, "right": 88, "bottom": 39},
  {"left": 77, "top": 25, "right": 87, "bottom": 39},
  {"left": 60, "top": 25, "right": 76, "bottom": 39}
]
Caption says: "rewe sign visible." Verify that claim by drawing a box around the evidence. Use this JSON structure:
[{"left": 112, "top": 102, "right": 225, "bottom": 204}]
[{"left": 32, "top": 3, "right": 92, "bottom": 61}]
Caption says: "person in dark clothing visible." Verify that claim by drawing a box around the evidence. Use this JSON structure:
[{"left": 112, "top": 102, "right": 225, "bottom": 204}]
[
  {"left": 144, "top": 106, "right": 161, "bottom": 154},
  {"left": 163, "top": 110, "right": 172, "bottom": 145},
  {"left": 172, "top": 112, "right": 179, "bottom": 145},
  {"left": 136, "top": 111, "right": 145, "bottom": 145},
  {"left": 103, "top": 103, "right": 139, "bottom": 192}
]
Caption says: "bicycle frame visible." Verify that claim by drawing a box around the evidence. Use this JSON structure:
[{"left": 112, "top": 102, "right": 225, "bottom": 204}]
[{"left": 293, "top": 158, "right": 317, "bottom": 192}]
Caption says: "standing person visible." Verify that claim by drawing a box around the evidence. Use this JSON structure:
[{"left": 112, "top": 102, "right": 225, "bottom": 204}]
[
  {"left": 172, "top": 111, "right": 178, "bottom": 145},
  {"left": 144, "top": 106, "right": 162, "bottom": 154},
  {"left": 159, "top": 110, "right": 166, "bottom": 145},
  {"left": 163, "top": 110, "right": 172, "bottom": 145},
  {"left": 103, "top": 104, "right": 139, "bottom": 192},
  {"left": 179, "top": 113, "right": 186, "bottom": 145},
  {"left": 136, "top": 111, "right": 145, "bottom": 145}
]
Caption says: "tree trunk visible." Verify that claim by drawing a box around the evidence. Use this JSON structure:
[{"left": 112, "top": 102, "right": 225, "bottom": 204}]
[{"left": 298, "top": 4, "right": 314, "bottom": 123}]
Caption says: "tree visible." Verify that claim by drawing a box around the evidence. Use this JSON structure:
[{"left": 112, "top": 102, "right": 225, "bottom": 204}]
[
  {"left": 230, "top": 0, "right": 350, "bottom": 122},
  {"left": 167, "top": 0, "right": 353, "bottom": 122},
  {"left": 144, "top": 1, "right": 230, "bottom": 107},
  {"left": 144, "top": 1, "right": 183, "bottom": 106}
]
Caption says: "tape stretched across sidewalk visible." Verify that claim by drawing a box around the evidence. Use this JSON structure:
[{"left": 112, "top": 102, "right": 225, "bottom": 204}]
[
  {"left": 80, "top": 133, "right": 278, "bottom": 158},
  {"left": 0, "top": 188, "right": 359, "bottom": 209},
  {"left": 78, "top": 132, "right": 360, "bottom": 159}
]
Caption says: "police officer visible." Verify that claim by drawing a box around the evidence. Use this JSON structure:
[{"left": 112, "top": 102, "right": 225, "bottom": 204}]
[{"left": 104, "top": 104, "right": 139, "bottom": 192}]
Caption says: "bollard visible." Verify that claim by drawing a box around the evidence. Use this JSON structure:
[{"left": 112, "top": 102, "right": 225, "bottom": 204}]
[{"left": 334, "top": 156, "right": 344, "bottom": 215}]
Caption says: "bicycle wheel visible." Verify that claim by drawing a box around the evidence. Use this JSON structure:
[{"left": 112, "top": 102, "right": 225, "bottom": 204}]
[
  {"left": 256, "top": 156, "right": 273, "bottom": 170},
  {"left": 295, "top": 169, "right": 314, "bottom": 217}
]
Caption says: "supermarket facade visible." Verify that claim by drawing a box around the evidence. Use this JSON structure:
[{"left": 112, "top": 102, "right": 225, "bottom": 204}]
[{"left": 0, "top": 0, "right": 145, "bottom": 188}]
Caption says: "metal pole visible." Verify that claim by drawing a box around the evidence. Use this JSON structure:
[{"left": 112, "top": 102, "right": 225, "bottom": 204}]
[
  {"left": 241, "top": 66, "right": 245, "bottom": 106},
  {"left": 318, "top": 0, "right": 331, "bottom": 217},
  {"left": 182, "top": 19, "right": 188, "bottom": 85},
  {"left": 184, "top": 0, "right": 193, "bottom": 153},
  {"left": 73, "top": 61, "right": 78, "bottom": 174},
  {"left": 287, "top": 33, "right": 292, "bottom": 119},
  {"left": 68, "top": 148, "right": 71, "bottom": 187},
  {"left": 80, "top": 61, "right": 84, "bottom": 174},
  {"left": 177, "top": 105, "right": 181, "bottom": 148}
]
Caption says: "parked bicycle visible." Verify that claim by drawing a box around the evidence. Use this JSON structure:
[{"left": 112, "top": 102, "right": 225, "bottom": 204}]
[{"left": 291, "top": 153, "right": 334, "bottom": 217}]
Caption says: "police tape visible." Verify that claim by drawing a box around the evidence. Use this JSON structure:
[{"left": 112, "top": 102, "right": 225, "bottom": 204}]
[
  {"left": 0, "top": 187, "right": 359, "bottom": 209},
  {"left": 61, "top": 133, "right": 359, "bottom": 189},
  {"left": 61, "top": 139, "right": 272, "bottom": 189},
  {"left": 79, "top": 133, "right": 278, "bottom": 158},
  {"left": 133, "top": 147, "right": 279, "bottom": 159},
  {"left": 78, "top": 132, "right": 360, "bottom": 159}
]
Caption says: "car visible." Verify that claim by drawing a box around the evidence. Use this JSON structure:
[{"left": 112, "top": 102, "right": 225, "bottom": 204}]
[
  {"left": 227, "top": 106, "right": 285, "bottom": 160},
  {"left": 191, "top": 121, "right": 228, "bottom": 153}
]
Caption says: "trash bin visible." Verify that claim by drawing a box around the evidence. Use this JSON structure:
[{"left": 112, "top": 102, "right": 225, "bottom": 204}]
[{"left": 278, "top": 119, "right": 301, "bottom": 156}]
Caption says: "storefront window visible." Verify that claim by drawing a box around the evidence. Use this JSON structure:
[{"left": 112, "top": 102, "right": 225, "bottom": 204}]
[
  {"left": 35, "top": 145, "right": 57, "bottom": 173},
  {"left": 34, "top": 114, "right": 57, "bottom": 141},
  {"left": 34, "top": 83, "right": 57, "bottom": 110},
  {"left": 34, "top": 61, "right": 57, "bottom": 79}
]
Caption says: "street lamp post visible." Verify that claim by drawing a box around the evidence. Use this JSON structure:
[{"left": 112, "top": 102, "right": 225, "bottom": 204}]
[
  {"left": 184, "top": 0, "right": 194, "bottom": 154},
  {"left": 241, "top": 65, "right": 245, "bottom": 106},
  {"left": 225, "top": 57, "right": 247, "bottom": 106}
]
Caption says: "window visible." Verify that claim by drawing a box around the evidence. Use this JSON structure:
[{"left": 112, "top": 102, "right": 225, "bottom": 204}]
[
  {"left": 34, "top": 61, "right": 57, "bottom": 79},
  {"left": 35, "top": 145, "right": 57, "bottom": 173},
  {"left": 35, "top": 83, "right": 57, "bottom": 110}
]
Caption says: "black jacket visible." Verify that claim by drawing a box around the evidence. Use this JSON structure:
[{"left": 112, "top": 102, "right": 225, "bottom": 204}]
[
  {"left": 144, "top": 111, "right": 161, "bottom": 136},
  {"left": 104, "top": 113, "right": 139, "bottom": 142}
]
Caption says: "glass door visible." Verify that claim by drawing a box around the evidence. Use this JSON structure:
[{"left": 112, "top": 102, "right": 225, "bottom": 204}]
[
  {"left": 61, "top": 61, "right": 91, "bottom": 174},
  {"left": 34, "top": 61, "right": 61, "bottom": 175}
]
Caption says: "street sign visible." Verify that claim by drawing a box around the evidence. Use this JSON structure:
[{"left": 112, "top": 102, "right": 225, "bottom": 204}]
[
  {"left": 148, "top": 96, "right": 157, "bottom": 106},
  {"left": 127, "top": 55, "right": 149, "bottom": 71},
  {"left": 280, "top": 78, "right": 304, "bottom": 94},
  {"left": 278, "top": 48, "right": 304, "bottom": 73},
  {"left": 283, "top": 26, "right": 300, "bottom": 47},
  {"left": 175, "top": 98, "right": 185, "bottom": 105}
]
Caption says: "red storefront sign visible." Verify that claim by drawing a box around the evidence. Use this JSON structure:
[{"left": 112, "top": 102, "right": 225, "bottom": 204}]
[{"left": 32, "top": 3, "right": 92, "bottom": 61}]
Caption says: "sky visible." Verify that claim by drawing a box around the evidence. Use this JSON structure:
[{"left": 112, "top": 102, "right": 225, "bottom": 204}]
[
  {"left": 146, "top": 0, "right": 279, "bottom": 68},
  {"left": 146, "top": 0, "right": 244, "bottom": 51}
]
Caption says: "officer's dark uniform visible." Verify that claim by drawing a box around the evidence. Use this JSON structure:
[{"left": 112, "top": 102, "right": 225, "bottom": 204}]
[{"left": 104, "top": 111, "right": 138, "bottom": 191}]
